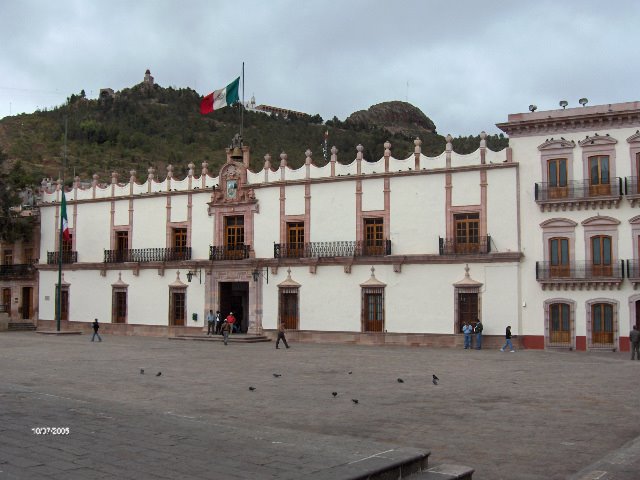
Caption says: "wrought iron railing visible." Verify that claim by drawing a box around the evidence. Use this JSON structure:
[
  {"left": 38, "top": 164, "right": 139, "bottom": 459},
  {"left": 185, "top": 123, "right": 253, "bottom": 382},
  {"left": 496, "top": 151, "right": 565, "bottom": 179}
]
[
  {"left": 273, "top": 240, "right": 391, "bottom": 258},
  {"left": 104, "top": 247, "right": 191, "bottom": 263},
  {"left": 534, "top": 178, "right": 622, "bottom": 202},
  {"left": 209, "top": 245, "right": 250, "bottom": 261},
  {"left": 0, "top": 264, "right": 36, "bottom": 277},
  {"left": 536, "top": 260, "right": 624, "bottom": 281},
  {"left": 439, "top": 236, "right": 491, "bottom": 255},
  {"left": 627, "top": 259, "right": 640, "bottom": 278},
  {"left": 47, "top": 251, "right": 78, "bottom": 264},
  {"left": 625, "top": 177, "right": 640, "bottom": 195}
]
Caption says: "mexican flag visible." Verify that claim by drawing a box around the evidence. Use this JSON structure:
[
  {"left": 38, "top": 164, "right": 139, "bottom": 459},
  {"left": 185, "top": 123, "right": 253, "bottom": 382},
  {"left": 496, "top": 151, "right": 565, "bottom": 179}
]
[
  {"left": 61, "top": 192, "right": 70, "bottom": 241},
  {"left": 200, "top": 77, "right": 240, "bottom": 115}
]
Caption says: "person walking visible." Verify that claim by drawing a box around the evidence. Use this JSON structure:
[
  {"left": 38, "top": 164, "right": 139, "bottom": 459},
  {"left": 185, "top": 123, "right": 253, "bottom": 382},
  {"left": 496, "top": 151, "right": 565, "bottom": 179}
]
[
  {"left": 630, "top": 325, "right": 640, "bottom": 360},
  {"left": 206, "top": 309, "right": 215, "bottom": 335},
  {"left": 220, "top": 320, "right": 231, "bottom": 346},
  {"left": 500, "top": 325, "right": 515, "bottom": 352},
  {"left": 462, "top": 321, "right": 473, "bottom": 349},
  {"left": 275, "top": 322, "right": 290, "bottom": 349},
  {"left": 226, "top": 312, "right": 236, "bottom": 335},
  {"left": 474, "top": 319, "right": 483, "bottom": 350},
  {"left": 91, "top": 318, "right": 102, "bottom": 342}
]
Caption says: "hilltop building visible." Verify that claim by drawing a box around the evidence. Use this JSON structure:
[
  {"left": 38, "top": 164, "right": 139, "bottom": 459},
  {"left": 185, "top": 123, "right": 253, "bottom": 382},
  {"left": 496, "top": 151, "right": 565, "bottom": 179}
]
[
  {"left": 244, "top": 95, "right": 308, "bottom": 119},
  {"left": 31, "top": 100, "right": 640, "bottom": 352}
]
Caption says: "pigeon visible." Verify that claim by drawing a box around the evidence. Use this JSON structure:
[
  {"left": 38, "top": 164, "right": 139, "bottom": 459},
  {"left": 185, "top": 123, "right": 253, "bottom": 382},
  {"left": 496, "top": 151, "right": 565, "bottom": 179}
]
[
  {"left": 432, "top": 374, "right": 439, "bottom": 381},
  {"left": 273, "top": 373, "right": 282, "bottom": 378},
  {"left": 249, "top": 386, "right": 256, "bottom": 391},
  {"left": 351, "top": 399, "right": 359, "bottom": 404},
  {"left": 397, "top": 378, "right": 404, "bottom": 383},
  {"left": 432, "top": 378, "right": 438, "bottom": 385},
  {"left": 140, "top": 369, "right": 144, "bottom": 375},
  {"left": 332, "top": 392, "right": 338, "bottom": 397},
  {"left": 156, "top": 372, "right": 162, "bottom": 377},
  {"left": 348, "top": 371, "right": 353, "bottom": 375}
]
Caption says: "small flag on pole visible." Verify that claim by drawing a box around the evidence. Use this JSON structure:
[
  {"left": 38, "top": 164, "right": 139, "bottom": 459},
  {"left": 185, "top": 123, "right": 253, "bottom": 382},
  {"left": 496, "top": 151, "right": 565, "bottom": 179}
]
[
  {"left": 200, "top": 77, "right": 240, "bottom": 115},
  {"left": 61, "top": 192, "right": 70, "bottom": 241}
]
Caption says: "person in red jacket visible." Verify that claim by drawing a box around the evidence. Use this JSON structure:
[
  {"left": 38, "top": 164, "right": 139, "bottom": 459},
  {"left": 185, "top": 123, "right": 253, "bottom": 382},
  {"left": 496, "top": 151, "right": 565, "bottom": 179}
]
[{"left": 226, "top": 312, "right": 236, "bottom": 334}]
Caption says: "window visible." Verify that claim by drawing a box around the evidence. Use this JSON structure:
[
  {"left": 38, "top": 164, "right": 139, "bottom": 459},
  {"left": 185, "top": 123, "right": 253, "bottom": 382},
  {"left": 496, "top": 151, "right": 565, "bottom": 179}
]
[
  {"left": 591, "top": 235, "right": 612, "bottom": 276},
  {"left": 454, "top": 213, "right": 480, "bottom": 254},
  {"left": 591, "top": 303, "right": 614, "bottom": 346},
  {"left": 115, "top": 231, "right": 128, "bottom": 262},
  {"left": 3, "top": 250, "right": 13, "bottom": 265},
  {"left": 170, "top": 290, "right": 186, "bottom": 326},
  {"left": 362, "top": 288, "right": 384, "bottom": 332},
  {"left": 286, "top": 222, "right": 304, "bottom": 258},
  {"left": 364, "top": 218, "right": 384, "bottom": 255},
  {"left": 23, "top": 247, "right": 34, "bottom": 264},
  {"left": 62, "top": 234, "right": 73, "bottom": 253},
  {"left": 279, "top": 287, "right": 299, "bottom": 330},
  {"left": 172, "top": 228, "right": 188, "bottom": 260},
  {"left": 112, "top": 290, "right": 127, "bottom": 323},
  {"left": 549, "top": 303, "right": 570, "bottom": 345},
  {"left": 589, "top": 155, "right": 610, "bottom": 195},
  {"left": 224, "top": 216, "right": 244, "bottom": 258},
  {"left": 547, "top": 158, "right": 568, "bottom": 198},
  {"left": 636, "top": 152, "right": 640, "bottom": 193},
  {"left": 549, "top": 237, "right": 570, "bottom": 277}
]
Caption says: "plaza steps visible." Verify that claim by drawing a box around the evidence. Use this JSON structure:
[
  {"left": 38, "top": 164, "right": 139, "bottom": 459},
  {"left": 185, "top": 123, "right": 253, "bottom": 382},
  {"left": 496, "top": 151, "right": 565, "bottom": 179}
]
[
  {"left": 406, "top": 464, "right": 474, "bottom": 480},
  {"left": 170, "top": 333, "right": 272, "bottom": 343},
  {"left": 7, "top": 322, "right": 37, "bottom": 332}
]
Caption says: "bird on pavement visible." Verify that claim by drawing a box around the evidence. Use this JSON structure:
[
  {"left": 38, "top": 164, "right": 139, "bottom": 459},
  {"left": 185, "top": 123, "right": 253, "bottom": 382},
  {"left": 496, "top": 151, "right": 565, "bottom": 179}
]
[
  {"left": 433, "top": 374, "right": 439, "bottom": 381},
  {"left": 348, "top": 371, "right": 353, "bottom": 375},
  {"left": 249, "top": 386, "right": 256, "bottom": 391},
  {"left": 397, "top": 378, "right": 404, "bottom": 383},
  {"left": 140, "top": 369, "right": 144, "bottom": 375},
  {"left": 332, "top": 392, "right": 338, "bottom": 397},
  {"left": 156, "top": 372, "right": 162, "bottom": 377},
  {"left": 273, "top": 373, "right": 282, "bottom": 378},
  {"left": 352, "top": 399, "right": 359, "bottom": 404}
]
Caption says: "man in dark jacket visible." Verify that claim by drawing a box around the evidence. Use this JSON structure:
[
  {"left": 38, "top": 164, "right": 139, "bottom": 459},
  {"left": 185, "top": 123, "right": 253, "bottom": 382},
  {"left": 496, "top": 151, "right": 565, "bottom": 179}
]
[
  {"left": 630, "top": 325, "right": 640, "bottom": 360},
  {"left": 91, "top": 318, "right": 102, "bottom": 342},
  {"left": 474, "top": 319, "right": 483, "bottom": 350}
]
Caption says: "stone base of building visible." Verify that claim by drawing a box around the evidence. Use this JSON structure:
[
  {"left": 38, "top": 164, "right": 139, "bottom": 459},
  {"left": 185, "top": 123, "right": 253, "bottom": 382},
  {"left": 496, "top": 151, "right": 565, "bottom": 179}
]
[{"left": 36, "top": 320, "right": 202, "bottom": 337}]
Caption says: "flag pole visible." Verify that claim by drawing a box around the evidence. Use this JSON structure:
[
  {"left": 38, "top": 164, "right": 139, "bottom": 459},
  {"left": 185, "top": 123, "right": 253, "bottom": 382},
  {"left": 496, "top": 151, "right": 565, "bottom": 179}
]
[
  {"left": 240, "top": 62, "right": 244, "bottom": 139},
  {"left": 56, "top": 117, "right": 67, "bottom": 331}
]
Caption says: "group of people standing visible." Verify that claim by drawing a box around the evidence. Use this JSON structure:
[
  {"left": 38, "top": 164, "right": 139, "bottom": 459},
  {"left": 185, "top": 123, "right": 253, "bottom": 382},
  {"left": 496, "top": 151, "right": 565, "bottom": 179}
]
[
  {"left": 462, "top": 319, "right": 483, "bottom": 350},
  {"left": 206, "top": 310, "right": 236, "bottom": 345}
]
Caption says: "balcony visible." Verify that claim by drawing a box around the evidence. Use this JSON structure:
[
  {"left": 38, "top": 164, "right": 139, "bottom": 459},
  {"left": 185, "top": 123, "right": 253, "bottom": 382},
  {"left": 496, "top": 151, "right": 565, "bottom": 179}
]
[
  {"left": 47, "top": 251, "right": 78, "bottom": 264},
  {"left": 536, "top": 260, "right": 624, "bottom": 290},
  {"left": 0, "top": 264, "right": 36, "bottom": 279},
  {"left": 438, "top": 236, "right": 491, "bottom": 255},
  {"left": 625, "top": 177, "right": 640, "bottom": 206},
  {"left": 627, "top": 260, "right": 640, "bottom": 288},
  {"left": 534, "top": 178, "right": 622, "bottom": 211},
  {"left": 273, "top": 240, "right": 391, "bottom": 259},
  {"left": 104, "top": 247, "right": 191, "bottom": 263},
  {"left": 209, "top": 245, "right": 250, "bottom": 261}
]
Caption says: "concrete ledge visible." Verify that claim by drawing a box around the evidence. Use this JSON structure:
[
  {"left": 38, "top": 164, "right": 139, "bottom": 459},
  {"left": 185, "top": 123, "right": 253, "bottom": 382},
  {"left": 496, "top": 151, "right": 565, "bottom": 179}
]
[
  {"left": 567, "top": 434, "right": 640, "bottom": 480},
  {"left": 36, "top": 330, "right": 83, "bottom": 335},
  {"left": 306, "top": 447, "right": 429, "bottom": 480},
  {"left": 412, "top": 464, "right": 474, "bottom": 479}
]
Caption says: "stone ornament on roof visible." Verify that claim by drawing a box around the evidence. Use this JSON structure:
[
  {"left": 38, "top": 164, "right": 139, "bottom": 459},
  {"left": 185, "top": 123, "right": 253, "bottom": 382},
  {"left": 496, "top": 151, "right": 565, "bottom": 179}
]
[
  {"left": 453, "top": 264, "right": 483, "bottom": 288},
  {"left": 360, "top": 266, "right": 386, "bottom": 288}
]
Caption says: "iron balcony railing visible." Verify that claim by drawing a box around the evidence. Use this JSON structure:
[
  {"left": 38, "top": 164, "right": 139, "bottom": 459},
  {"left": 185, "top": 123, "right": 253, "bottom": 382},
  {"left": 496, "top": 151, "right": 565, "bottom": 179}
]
[
  {"left": 104, "top": 247, "right": 191, "bottom": 263},
  {"left": 273, "top": 240, "right": 391, "bottom": 258},
  {"left": 625, "top": 177, "right": 640, "bottom": 195},
  {"left": 0, "top": 264, "right": 36, "bottom": 278},
  {"left": 534, "top": 178, "right": 622, "bottom": 202},
  {"left": 439, "top": 236, "right": 491, "bottom": 255},
  {"left": 536, "top": 260, "right": 624, "bottom": 281},
  {"left": 209, "top": 245, "right": 250, "bottom": 261},
  {"left": 627, "top": 260, "right": 640, "bottom": 278},
  {"left": 47, "top": 251, "right": 78, "bottom": 264}
]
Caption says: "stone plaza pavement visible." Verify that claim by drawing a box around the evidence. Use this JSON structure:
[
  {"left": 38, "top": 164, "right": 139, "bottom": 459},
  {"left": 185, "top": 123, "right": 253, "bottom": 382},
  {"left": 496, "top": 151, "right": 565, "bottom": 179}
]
[{"left": 1, "top": 332, "right": 639, "bottom": 480}]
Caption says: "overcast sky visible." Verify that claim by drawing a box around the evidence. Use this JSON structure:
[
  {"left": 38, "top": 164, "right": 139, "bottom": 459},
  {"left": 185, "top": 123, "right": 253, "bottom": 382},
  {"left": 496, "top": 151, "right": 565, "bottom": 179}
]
[{"left": 1, "top": 0, "right": 639, "bottom": 135}]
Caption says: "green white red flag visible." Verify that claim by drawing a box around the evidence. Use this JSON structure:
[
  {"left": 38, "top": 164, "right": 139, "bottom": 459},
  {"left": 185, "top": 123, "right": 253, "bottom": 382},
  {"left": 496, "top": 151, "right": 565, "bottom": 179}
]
[
  {"left": 61, "top": 192, "right": 70, "bottom": 241},
  {"left": 200, "top": 77, "right": 240, "bottom": 115}
]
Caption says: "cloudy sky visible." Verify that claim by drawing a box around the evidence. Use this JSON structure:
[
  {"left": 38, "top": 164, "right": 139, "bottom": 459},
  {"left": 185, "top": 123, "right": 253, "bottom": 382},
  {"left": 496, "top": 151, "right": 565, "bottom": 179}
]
[{"left": 1, "top": 0, "right": 639, "bottom": 135}]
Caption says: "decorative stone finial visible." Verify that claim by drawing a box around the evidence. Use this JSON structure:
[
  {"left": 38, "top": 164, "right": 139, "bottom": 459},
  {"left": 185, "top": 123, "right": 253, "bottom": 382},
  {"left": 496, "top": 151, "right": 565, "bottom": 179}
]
[
  {"left": 188, "top": 162, "right": 195, "bottom": 176},
  {"left": 480, "top": 131, "right": 487, "bottom": 140},
  {"left": 201, "top": 161, "right": 209, "bottom": 176},
  {"left": 331, "top": 146, "right": 338, "bottom": 155},
  {"left": 384, "top": 141, "right": 391, "bottom": 157},
  {"left": 147, "top": 167, "right": 155, "bottom": 180},
  {"left": 464, "top": 264, "right": 470, "bottom": 278},
  {"left": 111, "top": 172, "right": 118, "bottom": 184},
  {"left": 167, "top": 165, "right": 174, "bottom": 178}
]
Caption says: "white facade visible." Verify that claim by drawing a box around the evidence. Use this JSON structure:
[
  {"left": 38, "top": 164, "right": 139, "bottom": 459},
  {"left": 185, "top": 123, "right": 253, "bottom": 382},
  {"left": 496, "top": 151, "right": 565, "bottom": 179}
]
[{"left": 36, "top": 136, "right": 521, "bottom": 345}]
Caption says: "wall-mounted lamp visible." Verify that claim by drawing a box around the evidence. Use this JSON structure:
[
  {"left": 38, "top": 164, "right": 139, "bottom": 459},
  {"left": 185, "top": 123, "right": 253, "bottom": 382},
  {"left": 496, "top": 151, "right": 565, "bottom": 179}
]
[
  {"left": 252, "top": 267, "right": 269, "bottom": 283},
  {"left": 186, "top": 268, "right": 202, "bottom": 284}
]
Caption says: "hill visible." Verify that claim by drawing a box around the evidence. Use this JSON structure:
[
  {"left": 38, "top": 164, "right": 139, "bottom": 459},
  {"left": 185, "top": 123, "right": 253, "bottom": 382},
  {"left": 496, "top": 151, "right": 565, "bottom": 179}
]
[{"left": 0, "top": 82, "right": 508, "bottom": 188}]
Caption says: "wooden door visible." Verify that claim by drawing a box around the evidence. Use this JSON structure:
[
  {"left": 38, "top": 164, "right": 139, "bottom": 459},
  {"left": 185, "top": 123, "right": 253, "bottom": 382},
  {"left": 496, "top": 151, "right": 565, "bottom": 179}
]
[
  {"left": 363, "top": 290, "right": 384, "bottom": 332},
  {"left": 454, "top": 214, "right": 480, "bottom": 253},
  {"left": 2, "top": 288, "right": 10, "bottom": 313},
  {"left": 364, "top": 218, "right": 384, "bottom": 255},
  {"left": 113, "top": 291, "right": 127, "bottom": 323},
  {"left": 592, "top": 303, "right": 613, "bottom": 346},
  {"left": 279, "top": 288, "right": 299, "bottom": 330},
  {"left": 550, "top": 303, "right": 570, "bottom": 345},
  {"left": 549, "top": 237, "right": 570, "bottom": 277},
  {"left": 458, "top": 292, "right": 478, "bottom": 332},
  {"left": 171, "top": 291, "right": 185, "bottom": 326},
  {"left": 21, "top": 287, "right": 31, "bottom": 320},
  {"left": 287, "top": 222, "right": 305, "bottom": 258},
  {"left": 591, "top": 235, "right": 612, "bottom": 277}
]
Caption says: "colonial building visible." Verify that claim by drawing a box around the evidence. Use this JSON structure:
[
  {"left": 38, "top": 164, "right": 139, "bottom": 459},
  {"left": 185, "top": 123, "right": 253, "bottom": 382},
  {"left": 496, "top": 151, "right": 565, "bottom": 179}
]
[
  {"left": 498, "top": 101, "right": 640, "bottom": 351},
  {"left": 34, "top": 100, "right": 640, "bottom": 351},
  {"left": 36, "top": 132, "right": 521, "bottom": 346}
]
